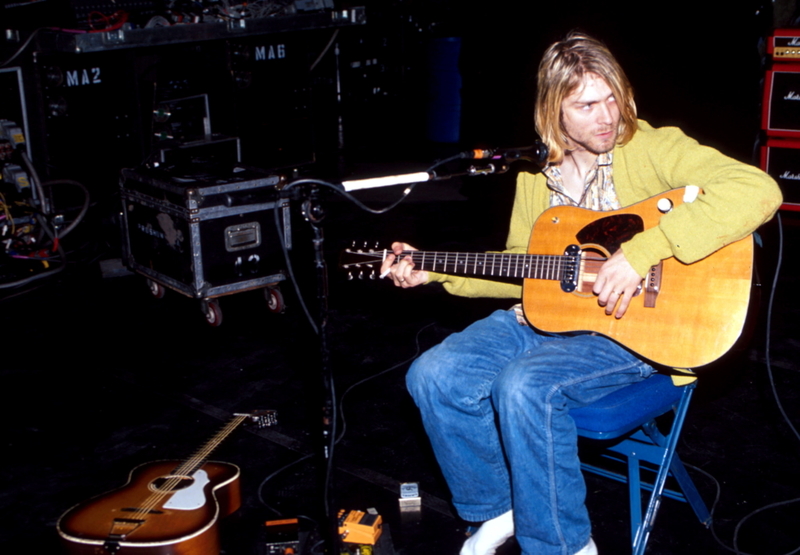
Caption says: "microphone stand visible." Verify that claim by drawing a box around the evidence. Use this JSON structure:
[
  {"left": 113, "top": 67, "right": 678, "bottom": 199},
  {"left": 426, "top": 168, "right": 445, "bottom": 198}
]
[
  {"left": 282, "top": 144, "right": 547, "bottom": 554},
  {"left": 298, "top": 184, "right": 340, "bottom": 554}
]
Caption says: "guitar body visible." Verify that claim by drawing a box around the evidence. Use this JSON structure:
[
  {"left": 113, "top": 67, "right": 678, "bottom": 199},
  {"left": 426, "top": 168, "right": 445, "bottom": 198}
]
[
  {"left": 523, "top": 188, "right": 753, "bottom": 368},
  {"left": 57, "top": 460, "right": 241, "bottom": 555}
]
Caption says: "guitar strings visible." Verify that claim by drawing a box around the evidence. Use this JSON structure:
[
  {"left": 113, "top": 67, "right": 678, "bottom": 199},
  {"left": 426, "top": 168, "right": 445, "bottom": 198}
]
[
  {"left": 394, "top": 251, "right": 607, "bottom": 279},
  {"left": 129, "top": 415, "right": 247, "bottom": 521},
  {"left": 352, "top": 250, "right": 607, "bottom": 266},
  {"left": 122, "top": 415, "right": 249, "bottom": 527},
  {"left": 174, "top": 414, "right": 248, "bottom": 476}
]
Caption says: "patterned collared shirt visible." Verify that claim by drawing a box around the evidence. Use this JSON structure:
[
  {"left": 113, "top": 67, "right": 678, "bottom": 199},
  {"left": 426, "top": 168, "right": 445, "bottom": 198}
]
[{"left": 542, "top": 151, "right": 621, "bottom": 211}]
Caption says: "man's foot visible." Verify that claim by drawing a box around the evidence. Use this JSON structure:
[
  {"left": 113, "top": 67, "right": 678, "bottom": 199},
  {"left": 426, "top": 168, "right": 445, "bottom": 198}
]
[
  {"left": 460, "top": 510, "right": 514, "bottom": 555},
  {"left": 574, "top": 537, "right": 598, "bottom": 555}
]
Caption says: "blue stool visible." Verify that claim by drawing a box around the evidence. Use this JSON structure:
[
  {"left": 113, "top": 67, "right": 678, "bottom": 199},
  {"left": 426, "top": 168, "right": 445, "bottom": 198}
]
[{"left": 572, "top": 373, "right": 711, "bottom": 555}]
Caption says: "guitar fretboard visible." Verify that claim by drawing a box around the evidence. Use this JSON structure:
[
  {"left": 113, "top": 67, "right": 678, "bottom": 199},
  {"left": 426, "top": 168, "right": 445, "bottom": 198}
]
[
  {"left": 396, "top": 250, "right": 579, "bottom": 281},
  {"left": 173, "top": 414, "right": 249, "bottom": 477}
]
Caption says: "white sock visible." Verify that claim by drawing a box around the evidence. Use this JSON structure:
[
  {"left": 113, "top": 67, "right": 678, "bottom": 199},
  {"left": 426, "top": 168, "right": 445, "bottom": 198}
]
[
  {"left": 460, "top": 510, "right": 515, "bottom": 555},
  {"left": 574, "top": 537, "right": 598, "bottom": 555}
]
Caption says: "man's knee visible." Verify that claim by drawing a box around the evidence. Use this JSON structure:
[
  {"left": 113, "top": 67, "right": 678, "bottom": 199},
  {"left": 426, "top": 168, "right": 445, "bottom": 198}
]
[
  {"left": 491, "top": 359, "right": 552, "bottom": 411},
  {"left": 406, "top": 343, "right": 481, "bottom": 407},
  {"left": 406, "top": 346, "right": 450, "bottom": 401}
]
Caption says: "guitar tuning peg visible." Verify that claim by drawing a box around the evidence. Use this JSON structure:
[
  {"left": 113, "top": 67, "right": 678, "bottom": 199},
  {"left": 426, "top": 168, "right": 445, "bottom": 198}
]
[
  {"left": 369, "top": 269, "right": 377, "bottom": 280},
  {"left": 358, "top": 270, "right": 365, "bottom": 280},
  {"left": 240, "top": 410, "right": 278, "bottom": 428},
  {"left": 347, "top": 271, "right": 354, "bottom": 281}
]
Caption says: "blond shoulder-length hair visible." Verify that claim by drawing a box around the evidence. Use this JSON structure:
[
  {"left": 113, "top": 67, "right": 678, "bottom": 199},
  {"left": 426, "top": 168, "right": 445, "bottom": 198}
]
[{"left": 535, "top": 31, "right": 638, "bottom": 164}]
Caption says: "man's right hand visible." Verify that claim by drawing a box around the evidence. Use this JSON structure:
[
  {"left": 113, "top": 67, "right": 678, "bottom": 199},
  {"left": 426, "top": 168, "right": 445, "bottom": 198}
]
[{"left": 380, "top": 242, "right": 429, "bottom": 288}]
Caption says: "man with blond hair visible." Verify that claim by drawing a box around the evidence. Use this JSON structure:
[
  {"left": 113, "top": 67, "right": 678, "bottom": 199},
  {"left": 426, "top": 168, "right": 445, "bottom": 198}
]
[{"left": 381, "top": 31, "right": 781, "bottom": 555}]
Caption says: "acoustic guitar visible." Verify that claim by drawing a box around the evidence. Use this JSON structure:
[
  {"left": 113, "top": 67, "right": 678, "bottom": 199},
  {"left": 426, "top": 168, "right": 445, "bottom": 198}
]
[
  {"left": 57, "top": 411, "right": 276, "bottom": 555},
  {"left": 340, "top": 188, "right": 753, "bottom": 369}
]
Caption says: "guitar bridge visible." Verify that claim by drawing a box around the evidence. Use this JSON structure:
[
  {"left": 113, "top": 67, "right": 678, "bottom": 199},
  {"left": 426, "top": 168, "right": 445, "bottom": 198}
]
[
  {"left": 121, "top": 507, "right": 163, "bottom": 514},
  {"left": 644, "top": 261, "right": 663, "bottom": 308},
  {"left": 106, "top": 518, "right": 144, "bottom": 542}
]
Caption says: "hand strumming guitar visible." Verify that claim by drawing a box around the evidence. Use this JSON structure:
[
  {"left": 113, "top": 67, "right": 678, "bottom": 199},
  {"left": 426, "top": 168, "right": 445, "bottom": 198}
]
[
  {"left": 380, "top": 242, "right": 429, "bottom": 289},
  {"left": 592, "top": 249, "right": 644, "bottom": 319}
]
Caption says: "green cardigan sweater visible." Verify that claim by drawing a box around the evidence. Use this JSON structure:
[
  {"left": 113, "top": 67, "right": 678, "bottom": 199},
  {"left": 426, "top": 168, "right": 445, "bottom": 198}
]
[{"left": 429, "top": 120, "right": 782, "bottom": 299}]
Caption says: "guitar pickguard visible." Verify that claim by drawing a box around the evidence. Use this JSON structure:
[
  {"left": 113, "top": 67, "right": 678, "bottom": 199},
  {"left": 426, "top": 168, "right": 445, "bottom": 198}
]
[
  {"left": 571, "top": 213, "right": 646, "bottom": 295},
  {"left": 162, "top": 469, "right": 210, "bottom": 510},
  {"left": 575, "top": 213, "right": 644, "bottom": 255}
]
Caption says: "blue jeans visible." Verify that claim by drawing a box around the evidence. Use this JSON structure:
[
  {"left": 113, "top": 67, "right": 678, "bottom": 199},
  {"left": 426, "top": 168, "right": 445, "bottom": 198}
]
[{"left": 406, "top": 309, "right": 655, "bottom": 555}]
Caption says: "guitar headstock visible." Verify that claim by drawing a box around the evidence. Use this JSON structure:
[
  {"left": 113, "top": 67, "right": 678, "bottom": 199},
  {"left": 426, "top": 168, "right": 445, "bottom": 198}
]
[
  {"left": 340, "top": 241, "right": 386, "bottom": 280},
  {"left": 235, "top": 410, "right": 278, "bottom": 428}
]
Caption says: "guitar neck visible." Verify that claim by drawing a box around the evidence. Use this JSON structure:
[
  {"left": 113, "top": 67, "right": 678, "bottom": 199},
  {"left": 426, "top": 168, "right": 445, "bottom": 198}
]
[
  {"left": 173, "top": 414, "right": 249, "bottom": 476},
  {"left": 398, "top": 250, "right": 576, "bottom": 281}
]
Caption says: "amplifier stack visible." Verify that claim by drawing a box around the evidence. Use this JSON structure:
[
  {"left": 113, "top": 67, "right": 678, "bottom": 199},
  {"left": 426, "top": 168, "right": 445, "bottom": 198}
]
[{"left": 761, "top": 28, "right": 800, "bottom": 211}]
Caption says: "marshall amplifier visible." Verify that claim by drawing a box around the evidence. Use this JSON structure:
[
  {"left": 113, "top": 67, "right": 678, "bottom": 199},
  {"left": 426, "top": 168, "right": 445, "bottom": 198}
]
[
  {"left": 760, "top": 138, "right": 800, "bottom": 211},
  {"left": 767, "top": 29, "right": 800, "bottom": 62},
  {"left": 762, "top": 64, "right": 800, "bottom": 138}
]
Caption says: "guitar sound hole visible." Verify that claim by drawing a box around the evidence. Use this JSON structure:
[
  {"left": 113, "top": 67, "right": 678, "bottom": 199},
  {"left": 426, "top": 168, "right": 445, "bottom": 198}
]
[
  {"left": 577, "top": 247, "right": 606, "bottom": 295},
  {"left": 150, "top": 475, "right": 195, "bottom": 493}
]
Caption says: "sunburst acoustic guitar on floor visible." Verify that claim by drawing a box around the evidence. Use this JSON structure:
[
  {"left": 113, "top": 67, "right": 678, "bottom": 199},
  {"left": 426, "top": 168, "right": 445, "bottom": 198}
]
[{"left": 57, "top": 411, "right": 276, "bottom": 555}]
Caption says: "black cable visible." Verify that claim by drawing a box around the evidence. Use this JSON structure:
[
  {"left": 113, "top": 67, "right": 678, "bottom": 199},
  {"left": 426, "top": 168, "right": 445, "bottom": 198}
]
[
  {"left": 262, "top": 166, "right": 478, "bottom": 550},
  {"left": 729, "top": 212, "right": 800, "bottom": 555},
  {"left": 272, "top": 179, "right": 404, "bottom": 336},
  {"left": 272, "top": 168, "right": 445, "bottom": 336},
  {"left": 0, "top": 163, "right": 82, "bottom": 289},
  {"left": 681, "top": 462, "right": 730, "bottom": 552},
  {"left": 683, "top": 457, "right": 800, "bottom": 555},
  {"left": 42, "top": 179, "right": 91, "bottom": 238},
  {"left": 256, "top": 452, "right": 314, "bottom": 513},
  {"left": 0, "top": 260, "right": 64, "bottom": 289},
  {"left": 322, "top": 346, "right": 338, "bottom": 548},
  {"left": 335, "top": 322, "right": 434, "bottom": 444},
  {"left": 282, "top": 177, "right": 420, "bottom": 215},
  {"left": 20, "top": 152, "right": 49, "bottom": 216},
  {"left": 255, "top": 322, "right": 434, "bottom": 532},
  {"left": 270, "top": 175, "right": 418, "bottom": 554},
  {"left": 0, "top": 201, "right": 67, "bottom": 290},
  {"left": 309, "top": 29, "right": 339, "bottom": 73},
  {"left": 0, "top": 28, "right": 40, "bottom": 68},
  {"left": 680, "top": 213, "right": 800, "bottom": 555},
  {"left": 273, "top": 200, "right": 318, "bottom": 335},
  {"left": 280, "top": 149, "right": 472, "bottom": 216},
  {"left": 733, "top": 498, "right": 800, "bottom": 555},
  {"left": 761, "top": 212, "right": 799, "bottom": 444}
]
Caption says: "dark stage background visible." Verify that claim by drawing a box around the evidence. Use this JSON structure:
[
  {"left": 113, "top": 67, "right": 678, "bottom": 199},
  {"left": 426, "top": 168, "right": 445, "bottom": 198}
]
[{"left": 2, "top": 1, "right": 800, "bottom": 554}]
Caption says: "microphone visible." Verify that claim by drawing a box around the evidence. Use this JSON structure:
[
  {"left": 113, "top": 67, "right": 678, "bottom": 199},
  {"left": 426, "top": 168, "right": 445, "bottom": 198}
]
[
  {"left": 340, "top": 141, "right": 550, "bottom": 191},
  {"left": 340, "top": 171, "right": 431, "bottom": 192},
  {"left": 464, "top": 141, "right": 549, "bottom": 166}
]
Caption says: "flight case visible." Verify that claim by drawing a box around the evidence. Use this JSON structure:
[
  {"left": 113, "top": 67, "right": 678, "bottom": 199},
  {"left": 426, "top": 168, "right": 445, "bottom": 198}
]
[{"left": 120, "top": 163, "right": 290, "bottom": 324}]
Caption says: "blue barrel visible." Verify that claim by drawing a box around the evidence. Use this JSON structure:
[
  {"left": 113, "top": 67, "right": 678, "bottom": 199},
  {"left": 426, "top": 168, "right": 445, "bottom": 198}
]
[{"left": 426, "top": 37, "right": 462, "bottom": 144}]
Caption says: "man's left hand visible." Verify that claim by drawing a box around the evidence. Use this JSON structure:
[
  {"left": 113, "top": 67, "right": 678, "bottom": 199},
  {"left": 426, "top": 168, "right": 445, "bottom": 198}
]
[{"left": 593, "top": 249, "right": 644, "bottom": 318}]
